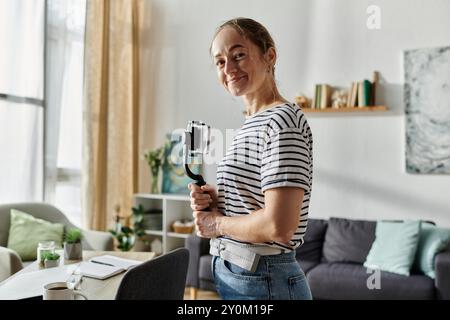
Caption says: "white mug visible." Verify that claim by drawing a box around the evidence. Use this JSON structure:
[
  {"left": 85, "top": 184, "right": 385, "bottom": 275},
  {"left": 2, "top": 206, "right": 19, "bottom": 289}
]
[{"left": 43, "top": 282, "right": 88, "bottom": 300}]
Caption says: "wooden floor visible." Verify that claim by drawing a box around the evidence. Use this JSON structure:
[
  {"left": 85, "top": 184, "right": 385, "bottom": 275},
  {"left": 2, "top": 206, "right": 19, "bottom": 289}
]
[{"left": 184, "top": 288, "right": 221, "bottom": 300}]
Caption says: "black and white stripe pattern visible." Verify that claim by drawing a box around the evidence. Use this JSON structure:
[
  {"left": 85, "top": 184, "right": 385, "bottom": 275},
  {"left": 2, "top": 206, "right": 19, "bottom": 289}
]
[{"left": 216, "top": 103, "right": 313, "bottom": 251}]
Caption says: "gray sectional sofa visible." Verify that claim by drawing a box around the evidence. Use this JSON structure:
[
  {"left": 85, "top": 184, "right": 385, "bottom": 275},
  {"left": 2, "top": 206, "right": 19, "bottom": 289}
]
[{"left": 185, "top": 217, "right": 450, "bottom": 300}]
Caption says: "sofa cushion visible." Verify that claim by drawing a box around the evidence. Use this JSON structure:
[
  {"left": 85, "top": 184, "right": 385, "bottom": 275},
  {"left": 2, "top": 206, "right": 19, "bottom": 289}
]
[
  {"left": 322, "top": 217, "right": 376, "bottom": 264},
  {"left": 199, "top": 255, "right": 217, "bottom": 291},
  {"left": 199, "top": 278, "right": 217, "bottom": 292},
  {"left": 297, "top": 259, "right": 318, "bottom": 274},
  {"left": 199, "top": 254, "right": 214, "bottom": 282},
  {"left": 413, "top": 222, "right": 450, "bottom": 278},
  {"left": 296, "top": 219, "right": 327, "bottom": 263},
  {"left": 6, "top": 209, "right": 64, "bottom": 261},
  {"left": 364, "top": 220, "right": 421, "bottom": 276},
  {"left": 307, "top": 263, "right": 435, "bottom": 300}
]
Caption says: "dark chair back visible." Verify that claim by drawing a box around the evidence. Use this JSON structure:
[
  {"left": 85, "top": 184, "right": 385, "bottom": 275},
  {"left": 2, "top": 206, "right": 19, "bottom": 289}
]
[{"left": 115, "top": 248, "right": 189, "bottom": 300}]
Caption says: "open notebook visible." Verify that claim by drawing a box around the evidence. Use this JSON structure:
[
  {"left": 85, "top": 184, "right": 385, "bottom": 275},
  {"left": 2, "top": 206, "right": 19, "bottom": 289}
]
[{"left": 79, "top": 255, "right": 142, "bottom": 280}]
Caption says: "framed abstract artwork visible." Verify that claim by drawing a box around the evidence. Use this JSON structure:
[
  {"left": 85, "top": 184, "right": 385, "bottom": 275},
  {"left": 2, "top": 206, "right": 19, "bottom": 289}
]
[
  {"left": 404, "top": 46, "right": 450, "bottom": 174},
  {"left": 161, "top": 133, "right": 201, "bottom": 195}
]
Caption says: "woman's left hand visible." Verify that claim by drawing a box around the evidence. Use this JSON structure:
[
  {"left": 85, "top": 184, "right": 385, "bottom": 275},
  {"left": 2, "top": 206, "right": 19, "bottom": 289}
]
[{"left": 193, "top": 209, "right": 223, "bottom": 238}]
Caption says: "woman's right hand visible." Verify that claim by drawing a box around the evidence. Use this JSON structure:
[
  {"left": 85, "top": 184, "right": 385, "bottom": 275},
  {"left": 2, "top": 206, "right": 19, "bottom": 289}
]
[{"left": 188, "top": 183, "right": 218, "bottom": 211}]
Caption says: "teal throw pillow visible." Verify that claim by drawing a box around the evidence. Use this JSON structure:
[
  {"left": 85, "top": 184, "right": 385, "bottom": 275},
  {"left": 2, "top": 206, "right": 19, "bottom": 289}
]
[
  {"left": 363, "top": 220, "right": 421, "bottom": 276},
  {"left": 413, "top": 222, "right": 450, "bottom": 278},
  {"left": 6, "top": 209, "right": 64, "bottom": 261}
]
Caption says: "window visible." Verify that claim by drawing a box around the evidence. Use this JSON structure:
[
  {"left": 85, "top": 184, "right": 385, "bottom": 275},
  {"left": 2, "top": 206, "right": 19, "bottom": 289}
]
[
  {"left": 0, "top": 0, "right": 45, "bottom": 202},
  {"left": 45, "top": 0, "right": 86, "bottom": 227},
  {"left": 1, "top": 0, "right": 86, "bottom": 226}
]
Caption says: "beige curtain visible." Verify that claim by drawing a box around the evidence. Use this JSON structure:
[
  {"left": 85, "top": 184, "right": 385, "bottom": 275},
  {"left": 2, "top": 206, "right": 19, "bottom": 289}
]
[{"left": 82, "top": 0, "right": 145, "bottom": 231}]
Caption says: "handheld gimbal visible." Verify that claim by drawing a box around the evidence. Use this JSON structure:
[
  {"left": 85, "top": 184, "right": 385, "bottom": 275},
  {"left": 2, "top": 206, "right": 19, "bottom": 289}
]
[{"left": 182, "top": 120, "right": 211, "bottom": 187}]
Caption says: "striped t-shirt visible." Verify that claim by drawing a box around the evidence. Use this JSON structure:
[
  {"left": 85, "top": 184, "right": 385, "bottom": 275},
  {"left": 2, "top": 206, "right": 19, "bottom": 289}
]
[{"left": 216, "top": 103, "right": 313, "bottom": 251}]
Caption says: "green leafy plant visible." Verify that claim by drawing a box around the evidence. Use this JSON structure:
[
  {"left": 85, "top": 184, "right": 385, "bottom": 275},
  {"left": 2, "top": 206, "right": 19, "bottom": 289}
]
[
  {"left": 143, "top": 146, "right": 165, "bottom": 193},
  {"left": 132, "top": 204, "right": 146, "bottom": 240},
  {"left": 109, "top": 205, "right": 151, "bottom": 251},
  {"left": 65, "top": 228, "right": 83, "bottom": 244},
  {"left": 109, "top": 214, "right": 135, "bottom": 252},
  {"left": 42, "top": 252, "right": 60, "bottom": 261},
  {"left": 109, "top": 205, "right": 135, "bottom": 252},
  {"left": 143, "top": 147, "right": 165, "bottom": 172}
]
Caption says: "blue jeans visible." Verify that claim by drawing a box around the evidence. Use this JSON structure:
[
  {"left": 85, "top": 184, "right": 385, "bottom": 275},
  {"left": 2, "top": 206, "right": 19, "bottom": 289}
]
[{"left": 212, "top": 251, "right": 312, "bottom": 300}]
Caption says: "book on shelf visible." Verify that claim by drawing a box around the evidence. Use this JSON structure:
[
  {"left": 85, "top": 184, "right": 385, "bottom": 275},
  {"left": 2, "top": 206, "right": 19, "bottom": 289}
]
[
  {"left": 320, "top": 84, "right": 332, "bottom": 109},
  {"left": 79, "top": 255, "right": 142, "bottom": 280},
  {"left": 350, "top": 82, "right": 358, "bottom": 107},
  {"left": 363, "top": 79, "right": 371, "bottom": 106},
  {"left": 370, "top": 71, "right": 379, "bottom": 106},
  {"left": 311, "top": 84, "right": 317, "bottom": 109},
  {"left": 357, "top": 79, "right": 372, "bottom": 107},
  {"left": 313, "top": 84, "right": 322, "bottom": 109},
  {"left": 312, "top": 84, "right": 333, "bottom": 109},
  {"left": 357, "top": 82, "right": 364, "bottom": 107},
  {"left": 347, "top": 82, "right": 354, "bottom": 107}
]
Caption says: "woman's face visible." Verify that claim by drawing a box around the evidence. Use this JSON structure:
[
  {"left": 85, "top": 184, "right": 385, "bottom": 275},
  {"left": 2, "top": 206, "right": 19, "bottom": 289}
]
[{"left": 211, "top": 27, "right": 274, "bottom": 97}]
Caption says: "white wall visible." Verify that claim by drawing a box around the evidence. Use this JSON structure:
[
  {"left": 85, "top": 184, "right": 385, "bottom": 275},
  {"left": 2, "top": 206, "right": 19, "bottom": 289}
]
[{"left": 139, "top": 0, "right": 450, "bottom": 226}]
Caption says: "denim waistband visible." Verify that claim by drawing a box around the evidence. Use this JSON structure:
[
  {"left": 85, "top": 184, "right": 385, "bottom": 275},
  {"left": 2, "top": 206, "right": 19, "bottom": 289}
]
[
  {"left": 258, "top": 250, "right": 296, "bottom": 263},
  {"left": 209, "top": 238, "right": 294, "bottom": 272}
]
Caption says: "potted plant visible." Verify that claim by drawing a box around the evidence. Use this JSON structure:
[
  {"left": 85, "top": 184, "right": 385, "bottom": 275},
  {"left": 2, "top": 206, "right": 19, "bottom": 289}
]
[
  {"left": 64, "top": 227, "right": 83, "bottom": 260},
  {"left": 109, "top": 215, "right": 135, "bottom": 252},
  {"left": 108, "top": 205, "right": 151, "bottom": 252},
  {"left": 42, "top": 252, "right": 60, "bottom": 268},
  {"left": 132, "top": 204, "right": 150, "bottom": 251},
  {"left": 143, "top": 147, "right": 165, "bottom": 194}
]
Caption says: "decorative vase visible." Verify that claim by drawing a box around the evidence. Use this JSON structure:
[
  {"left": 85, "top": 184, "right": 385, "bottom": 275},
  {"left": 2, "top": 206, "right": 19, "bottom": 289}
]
[
  {"left": 151, "top": 167, "right": 160, "bottom": 194},
  {"left": 44, "top": 258, "right": 59, "bottom": 268},
  {"left": 64, "top": 242, "right": 83, "bottom": 260},
  {"left": 37, "top": 241, "right": 56, "bottom": 268},
  {"left": 150, "top": 238, "right": 163, "bottom": 255},
  {"left": 133, "top": 237, "right": 150, "bottom": 252}
]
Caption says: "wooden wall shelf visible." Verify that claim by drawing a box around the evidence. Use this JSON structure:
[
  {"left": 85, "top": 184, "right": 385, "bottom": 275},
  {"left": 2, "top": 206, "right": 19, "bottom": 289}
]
[{"left": 302, "top": 106, "right": 387, "bottom": 113}]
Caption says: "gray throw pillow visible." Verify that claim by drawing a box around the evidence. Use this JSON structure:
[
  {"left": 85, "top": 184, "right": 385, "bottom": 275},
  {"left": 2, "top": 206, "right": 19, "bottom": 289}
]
[
  {"left": 322, "top": 217, "right": 376, "bottom": 264},
  {"left": 296, "top": 219, "right": 328, "bottom": 263}
]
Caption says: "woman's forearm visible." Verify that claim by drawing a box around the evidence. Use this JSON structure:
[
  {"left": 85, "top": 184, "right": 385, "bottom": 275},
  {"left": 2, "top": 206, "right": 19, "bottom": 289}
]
[{"left": 216, "top": 208, "right": 291, "bottom": 244}]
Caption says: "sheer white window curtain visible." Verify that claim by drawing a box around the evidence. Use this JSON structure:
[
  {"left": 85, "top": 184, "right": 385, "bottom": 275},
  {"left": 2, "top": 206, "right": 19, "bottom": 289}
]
[
  {"left": 0, "top": 0, "right": 45, "bottom": 202},
  {"left": 45, "top": 0, "right": 86, "bottom": 227},
  {"left": 0, "top": 0, "right": 86, "bottom": 227}
]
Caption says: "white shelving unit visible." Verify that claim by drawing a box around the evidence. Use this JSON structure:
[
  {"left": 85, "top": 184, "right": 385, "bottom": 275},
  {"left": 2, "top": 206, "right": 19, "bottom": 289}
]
[{"left": 133, "top": 193, "right": 192, "bottom": 254}]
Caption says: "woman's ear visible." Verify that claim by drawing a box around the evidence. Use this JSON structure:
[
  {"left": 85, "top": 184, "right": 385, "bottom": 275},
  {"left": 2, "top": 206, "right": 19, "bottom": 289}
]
[{"left": 264, "top": 47, "right": 277, "bottom": 68}]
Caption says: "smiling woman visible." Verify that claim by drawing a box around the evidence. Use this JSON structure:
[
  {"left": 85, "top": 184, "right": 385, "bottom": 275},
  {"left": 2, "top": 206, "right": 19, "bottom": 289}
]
[
  {"left": 210, "top": 18, "right": 281, "bottom": 116},
  {"left": 189, "top": 18, "right": 314, "bottom": 300}
]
